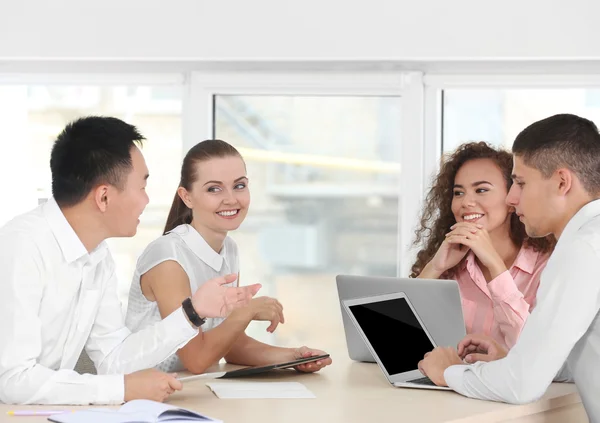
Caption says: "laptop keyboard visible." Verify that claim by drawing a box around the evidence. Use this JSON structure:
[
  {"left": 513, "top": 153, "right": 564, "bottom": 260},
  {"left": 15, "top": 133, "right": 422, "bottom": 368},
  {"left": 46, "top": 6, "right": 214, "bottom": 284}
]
[{"left": 407, "top": 376, "right": 437, "bottom": 386}]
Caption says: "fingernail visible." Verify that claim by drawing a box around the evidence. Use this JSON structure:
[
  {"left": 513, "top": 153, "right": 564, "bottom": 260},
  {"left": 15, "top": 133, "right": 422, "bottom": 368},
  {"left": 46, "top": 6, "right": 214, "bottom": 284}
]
[{"left": 465, "top": 355, "right": 472, "bottom": 362}]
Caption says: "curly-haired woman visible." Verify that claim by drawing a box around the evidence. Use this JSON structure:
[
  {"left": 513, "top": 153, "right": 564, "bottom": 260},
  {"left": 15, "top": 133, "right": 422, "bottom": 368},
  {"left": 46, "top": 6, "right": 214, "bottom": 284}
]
[{"left": 411, "top": 141, "right": 555, "bottom": 351}]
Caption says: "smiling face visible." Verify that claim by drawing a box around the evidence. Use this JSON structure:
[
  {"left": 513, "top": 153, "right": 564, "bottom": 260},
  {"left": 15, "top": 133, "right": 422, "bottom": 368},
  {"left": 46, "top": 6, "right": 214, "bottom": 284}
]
[
  {"left": 103, "top": 146, "right": 150, "bottom": 237},
  {"left": 451, "top": 158, "right": 513, "bottom": 234},
  {"left": 179, "top": 155, "right": 250, "bottom": 236}
]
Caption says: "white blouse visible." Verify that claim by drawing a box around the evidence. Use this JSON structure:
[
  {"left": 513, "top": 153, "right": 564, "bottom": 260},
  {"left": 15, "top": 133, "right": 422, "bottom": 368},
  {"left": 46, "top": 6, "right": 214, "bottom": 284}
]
[{"left": 125, "top": 224, "right": 239, "bottom": 372}]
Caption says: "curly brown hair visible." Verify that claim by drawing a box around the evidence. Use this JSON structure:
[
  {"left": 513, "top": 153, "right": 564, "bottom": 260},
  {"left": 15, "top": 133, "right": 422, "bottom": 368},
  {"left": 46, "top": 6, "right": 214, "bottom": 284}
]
[{"left": 409, "top": 141, "right": 555, "bottom": 278}]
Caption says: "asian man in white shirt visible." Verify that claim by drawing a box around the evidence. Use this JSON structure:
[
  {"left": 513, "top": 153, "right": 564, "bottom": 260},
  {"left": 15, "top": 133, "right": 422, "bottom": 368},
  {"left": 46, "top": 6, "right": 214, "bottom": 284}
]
[
  {"left": 418, "top": 113, "right": 600, "bottom": 423},
  {"left": 0, "top": 116, "right": 261, "bottom": 405}
]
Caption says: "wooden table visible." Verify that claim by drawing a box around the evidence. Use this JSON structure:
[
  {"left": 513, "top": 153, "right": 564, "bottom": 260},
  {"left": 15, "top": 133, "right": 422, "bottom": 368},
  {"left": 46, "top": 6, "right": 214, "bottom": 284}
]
[
  {"left": 0, "top": 276, "right": 588, "bottom": 422},
  {"left": 0, "top": 354, "right": 586, "bottom": 423}
]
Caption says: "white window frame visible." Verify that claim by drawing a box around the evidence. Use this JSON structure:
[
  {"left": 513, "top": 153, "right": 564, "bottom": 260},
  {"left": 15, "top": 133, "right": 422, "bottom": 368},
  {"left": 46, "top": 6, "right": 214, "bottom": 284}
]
[
  {"left": 423, "top": 73, "right": 600, "bottom": 153},
  {"left": 423, "top": 73, "right": 600, "bottom": 162},
  {"left": 420, "top": 72, "right": 600, "bottom": 269},
  {"left": 0, "top": 73, "right": 184, "bottom": 114},
  {"left": 0, "top": 73, "right": 183, "bottom": 85},
  {"left": 425, "top": 74, "right": 600, "bottom": 89},
  {"left": 186, "top": 71, "right": 425, "bottom": 277}
]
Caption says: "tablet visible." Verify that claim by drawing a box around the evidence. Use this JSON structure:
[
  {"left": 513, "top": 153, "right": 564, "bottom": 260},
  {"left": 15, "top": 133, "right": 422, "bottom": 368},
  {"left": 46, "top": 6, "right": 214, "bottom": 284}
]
[{"left": 178, "top": 354, "right": 330, "bottom": 382}]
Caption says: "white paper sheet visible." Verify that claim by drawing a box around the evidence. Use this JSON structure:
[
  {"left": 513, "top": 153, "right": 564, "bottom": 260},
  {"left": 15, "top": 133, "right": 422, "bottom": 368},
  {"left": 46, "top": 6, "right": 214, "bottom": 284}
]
[
  {"left": 178, "top": 371, "right": 226, "bottom": 382},
  {"left": 206, "top": 382, "right": 316, "bottom": 399}
]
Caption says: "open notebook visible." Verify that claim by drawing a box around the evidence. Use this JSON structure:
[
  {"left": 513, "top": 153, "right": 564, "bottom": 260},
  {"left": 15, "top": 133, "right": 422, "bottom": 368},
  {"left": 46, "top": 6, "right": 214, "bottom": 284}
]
[{"left": 48, "top": 399, "right": 221, "bottom": 423}]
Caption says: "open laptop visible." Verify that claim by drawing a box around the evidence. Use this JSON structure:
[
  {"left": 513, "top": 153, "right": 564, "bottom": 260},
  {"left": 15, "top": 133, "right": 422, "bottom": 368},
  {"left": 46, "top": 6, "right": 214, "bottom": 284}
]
[
  {"left": 343, "top": 291, "right": 451, "bottom": 390},
  {"left": 336, "top": 275, "right": 466, "bottom": 362}
]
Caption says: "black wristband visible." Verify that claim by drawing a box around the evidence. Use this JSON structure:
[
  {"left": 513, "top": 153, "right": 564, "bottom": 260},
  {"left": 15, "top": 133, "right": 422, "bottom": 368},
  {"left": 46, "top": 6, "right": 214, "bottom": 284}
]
[{"left": 182, "top": 297, "right": 206, "bottom": 327}]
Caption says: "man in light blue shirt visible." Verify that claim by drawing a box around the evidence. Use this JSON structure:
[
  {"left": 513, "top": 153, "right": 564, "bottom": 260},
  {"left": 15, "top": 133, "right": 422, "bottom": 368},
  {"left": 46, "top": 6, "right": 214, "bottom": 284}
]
[{"left": 419, "top": 113, "right": 600, "bottom": 423}]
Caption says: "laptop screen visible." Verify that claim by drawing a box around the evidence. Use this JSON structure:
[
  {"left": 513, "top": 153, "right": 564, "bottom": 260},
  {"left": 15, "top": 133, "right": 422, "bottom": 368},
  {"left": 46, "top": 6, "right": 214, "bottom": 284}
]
[{"left": 348, "top": 297, "right": 435, "bottom": 375}]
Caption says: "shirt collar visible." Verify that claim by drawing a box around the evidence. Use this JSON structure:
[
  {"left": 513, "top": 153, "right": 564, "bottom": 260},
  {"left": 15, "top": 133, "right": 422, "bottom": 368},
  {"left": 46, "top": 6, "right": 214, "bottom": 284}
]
[
  {"left": 43, "top": 198, "right": 107, "bottom": 265},
  {"left": 462, "top": 243, "right": 539, "bottom": 276},
  {"left": 557, "top": 199, "right": 600, "bottom": 247},
  {"left": 170, "top": 224, "right": 226, "bottom": 271}
]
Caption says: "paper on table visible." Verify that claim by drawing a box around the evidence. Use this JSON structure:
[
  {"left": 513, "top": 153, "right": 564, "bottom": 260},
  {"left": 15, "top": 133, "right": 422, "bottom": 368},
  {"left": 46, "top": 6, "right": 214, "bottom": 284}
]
[
  {"left": 206, "top": 382, "right": 316, "bottom": 399},
  {"left": 178, "top": 372, "right": 226, "bottom": 382}
]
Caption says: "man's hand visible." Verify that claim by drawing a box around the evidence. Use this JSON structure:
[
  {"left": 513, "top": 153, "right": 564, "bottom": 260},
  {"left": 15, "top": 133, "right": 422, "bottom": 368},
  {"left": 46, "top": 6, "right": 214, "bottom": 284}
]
[
  {"left": 457, "top": 334, "right": 508, "bottom": 363},
  {"left": 124, "top": 369, "right": 182, "bottom": 402},
  {"left": 192, "top": 274, "right": 261, "bottom": 318},
  {"left": 292, "top": 347, "right": 332, "bottom": 373},
  {"left": 244, "top": 296, "right": 285, "bottom": 332},
  {"left": 417, "top": 347, "right": 462, "bottom": 386}
]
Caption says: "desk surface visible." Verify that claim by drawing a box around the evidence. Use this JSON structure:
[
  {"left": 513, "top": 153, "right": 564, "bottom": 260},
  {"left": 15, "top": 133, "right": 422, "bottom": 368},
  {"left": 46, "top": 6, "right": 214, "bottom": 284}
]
[
  {"left": 0, "top": 355, "right": 585, "bottom": 423},
  {"left": 0, "top": 276, "right": 588, "bottom": 422}
]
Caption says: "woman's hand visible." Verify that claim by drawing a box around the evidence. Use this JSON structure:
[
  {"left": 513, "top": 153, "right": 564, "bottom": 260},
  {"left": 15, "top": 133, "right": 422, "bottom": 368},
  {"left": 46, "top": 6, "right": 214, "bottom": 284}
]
[
  {"left": 292, "top": 347, "right": 332, "bottom": 373},
  {"left": 240, "top": 296, "right": 285, "bottom": 332},
  {"left": 424, "top": 236, "right": 471, "bottom": 277},
  {"left": 445, "top": 222, "right": 507, "bottom": 279}
]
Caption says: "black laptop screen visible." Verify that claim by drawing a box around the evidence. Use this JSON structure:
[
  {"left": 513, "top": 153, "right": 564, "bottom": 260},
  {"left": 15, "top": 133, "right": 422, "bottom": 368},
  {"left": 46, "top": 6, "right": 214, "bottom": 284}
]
[{"left": 348, "top": 297, "right": 435, "bottom": 375}]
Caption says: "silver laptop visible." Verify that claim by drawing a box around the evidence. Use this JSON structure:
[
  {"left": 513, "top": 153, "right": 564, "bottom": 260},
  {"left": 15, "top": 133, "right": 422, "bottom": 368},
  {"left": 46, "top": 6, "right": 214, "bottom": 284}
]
[
  {"left": 336, "top": 275, "right": 466, "bottom": 362},
  {"left": 343, "top": 292, "right": 451, "bottom": 390}
]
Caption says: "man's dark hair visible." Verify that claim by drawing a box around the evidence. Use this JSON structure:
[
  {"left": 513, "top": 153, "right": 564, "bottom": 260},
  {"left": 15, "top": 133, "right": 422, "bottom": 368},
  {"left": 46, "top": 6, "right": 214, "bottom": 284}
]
[
  {"left": 512, "top": 113, "right": 600, "bottom": 195},
  {"left": 50, "top": 116, "right": 145, "bottom": 207}
]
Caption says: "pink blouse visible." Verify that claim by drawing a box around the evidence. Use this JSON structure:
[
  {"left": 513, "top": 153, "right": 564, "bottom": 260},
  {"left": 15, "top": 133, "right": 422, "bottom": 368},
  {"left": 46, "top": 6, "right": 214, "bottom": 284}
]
[{"left": 451, "top": 245, "right": 550, "bottom": 349}]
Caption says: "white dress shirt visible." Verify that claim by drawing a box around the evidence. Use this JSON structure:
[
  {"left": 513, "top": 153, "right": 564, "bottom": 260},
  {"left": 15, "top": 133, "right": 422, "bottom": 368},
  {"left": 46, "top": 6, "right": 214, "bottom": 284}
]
[
  {"left": 0, "top": 199, "right": 198, "bottom": 405},
  {"left": 125, "top": 224, "right": 239, "bottom": 372},
  {"left": 444, "top": 199, "right": 600, "bottom": 423}
]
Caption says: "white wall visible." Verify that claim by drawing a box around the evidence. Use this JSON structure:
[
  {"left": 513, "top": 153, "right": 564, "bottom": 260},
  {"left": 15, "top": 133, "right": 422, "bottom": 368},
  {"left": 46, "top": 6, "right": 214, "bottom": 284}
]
[{"left": 1, "top": 0, "right": 599, "bottom": 61}]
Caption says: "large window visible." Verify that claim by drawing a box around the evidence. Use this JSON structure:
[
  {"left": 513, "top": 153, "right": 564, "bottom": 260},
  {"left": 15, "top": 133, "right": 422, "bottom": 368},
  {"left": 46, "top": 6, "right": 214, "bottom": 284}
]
[
  {"left": 0, "top": 84, "right": 183, "bottom": 308},
  {"left": 442, "top": 88, "right": 600, "bottom": 153},
  {"left": 0, "top": 72, "right": 418, "bottom": 354},
  {"left": 213, "top": 95, "right": 402, "bottom": 346}
]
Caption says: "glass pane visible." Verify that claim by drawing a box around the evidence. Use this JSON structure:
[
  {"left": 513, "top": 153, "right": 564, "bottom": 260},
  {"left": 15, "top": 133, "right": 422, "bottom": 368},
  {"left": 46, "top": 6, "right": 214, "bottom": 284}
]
[
  {"left": 214, "top": 95, "right": 401, "bottom": 348},
  {"left": 0, "top": 85, "right": 183, "bottom": 310},
  {"left": 442, "top": 89, "right": 600, "bottom": 153}
]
